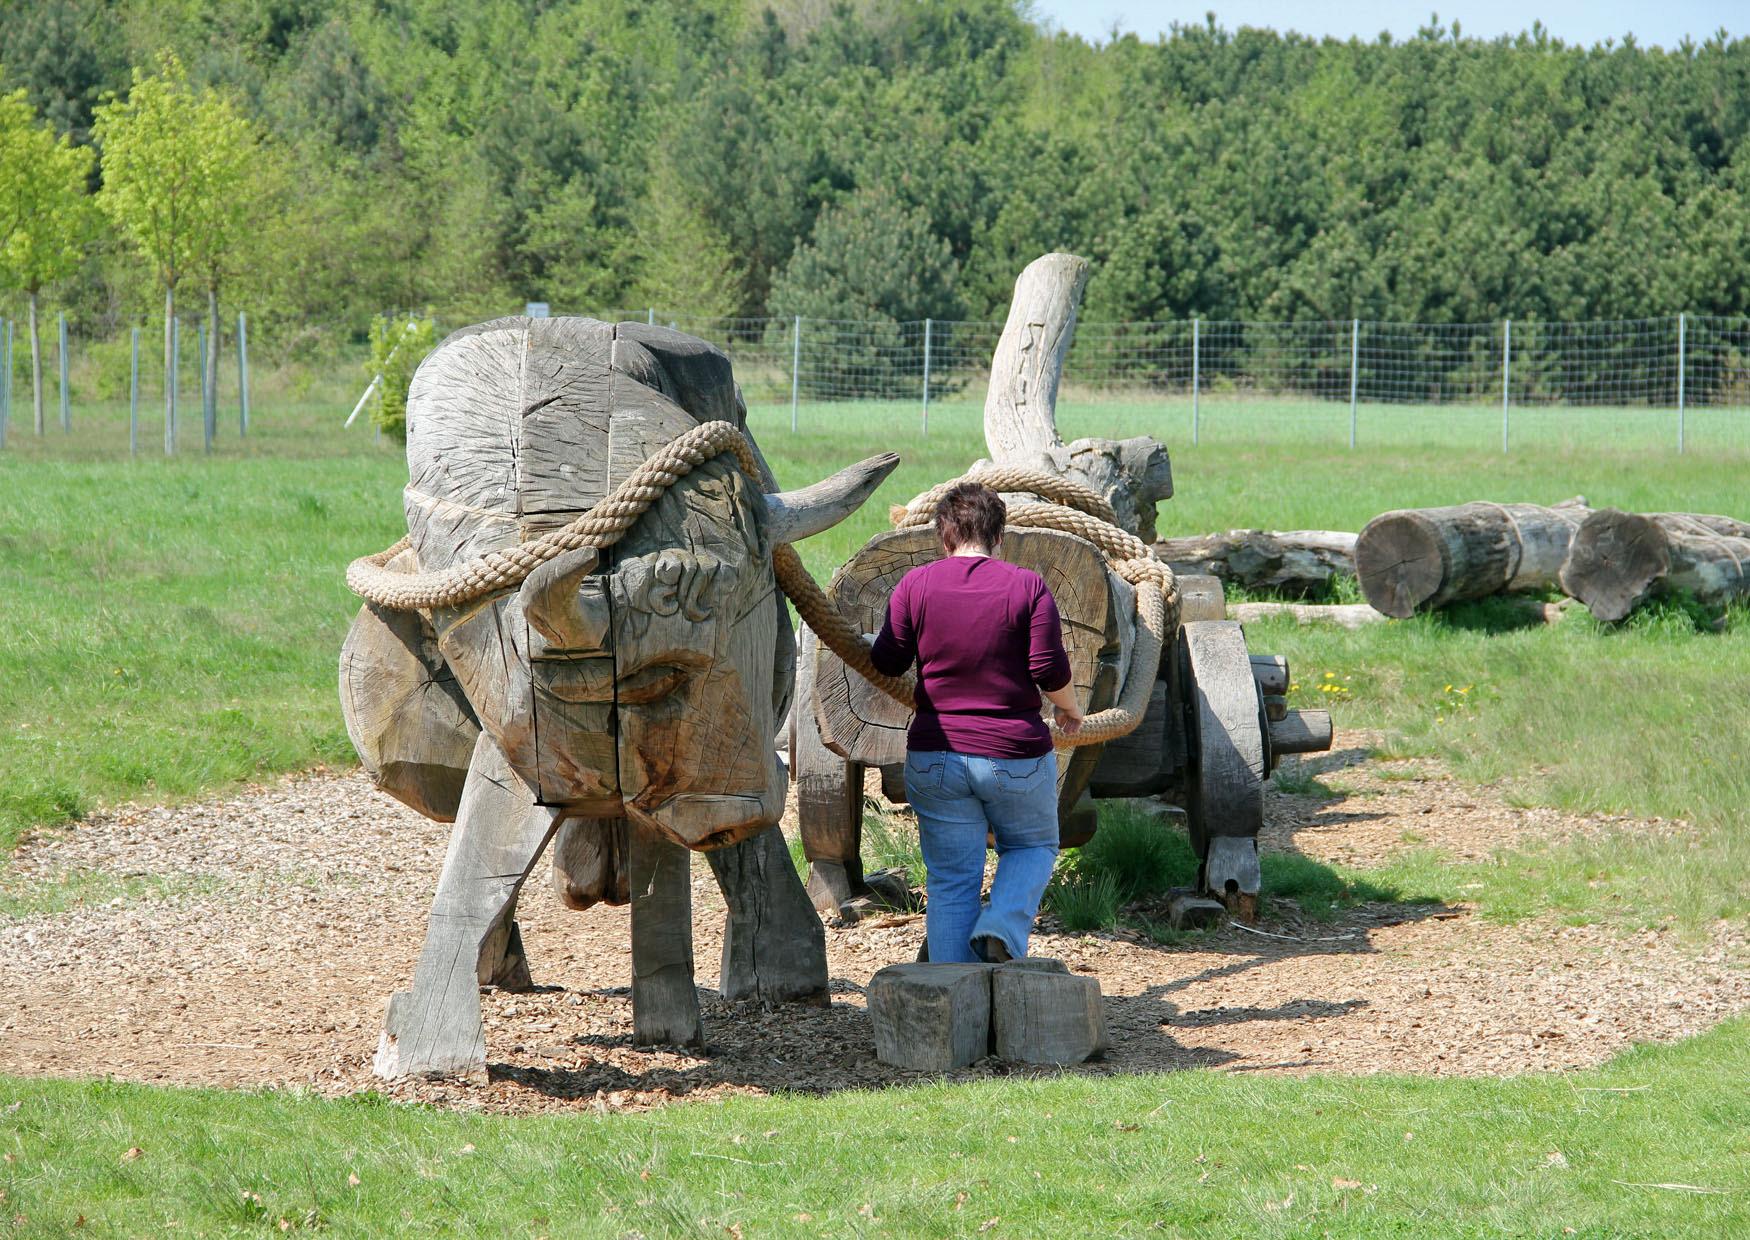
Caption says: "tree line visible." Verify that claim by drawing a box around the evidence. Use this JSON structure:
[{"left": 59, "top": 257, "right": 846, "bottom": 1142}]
[{"left": 1, "top": 0, "right": 1747, "bottom": 378}]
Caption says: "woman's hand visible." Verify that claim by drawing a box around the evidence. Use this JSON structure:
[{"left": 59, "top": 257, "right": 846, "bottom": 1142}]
[{"left": 1045, "top": 683, "right": 1084, "bottom": 736}]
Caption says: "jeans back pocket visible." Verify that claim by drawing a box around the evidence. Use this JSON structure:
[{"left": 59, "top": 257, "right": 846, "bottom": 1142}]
[
  {"left": 904, "top": 751, "right": 948, "bottom": 794},
  {"left": 991, "top": 754, "right": 1051, "bottom": 795}
]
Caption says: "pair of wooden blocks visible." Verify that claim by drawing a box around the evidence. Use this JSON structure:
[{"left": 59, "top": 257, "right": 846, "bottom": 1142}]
[{"left": 868, "top": 958, "right": 1110, "bottom": 1071}]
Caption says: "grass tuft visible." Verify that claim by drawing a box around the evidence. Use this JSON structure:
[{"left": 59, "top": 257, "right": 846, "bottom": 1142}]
[{"left": 1044, "top": 870, "right": 1121, "bottom": 931}]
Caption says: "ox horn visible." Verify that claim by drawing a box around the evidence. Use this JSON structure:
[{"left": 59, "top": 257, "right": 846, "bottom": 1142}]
[
  {"left": 762, "top": 452, "right": 900, "bottom": 544},
  {"left": 520, "top": 545, "right": 604, "bottom": 649}
]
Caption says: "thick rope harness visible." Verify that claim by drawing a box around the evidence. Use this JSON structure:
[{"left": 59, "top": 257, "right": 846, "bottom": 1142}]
[{"left": 346, "top": 420, "right": 1177, "bottom": 748}]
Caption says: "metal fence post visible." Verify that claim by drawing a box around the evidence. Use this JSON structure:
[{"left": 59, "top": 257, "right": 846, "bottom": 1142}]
[
  {"left": 789, "top": 314, "right": 801, "bottom": 432},
  {"left": 1349, "top": 318, "right": 1359, "bottom": 448},
  {"left": 1, "top": 319, "right": 9, "bottom": 450},
  {"left": 129, "top": 327, "right": 139, "bottom": 457},
  {"left": 237, "top": 312, "right": 250, "bottom": 436},
  {"left": 921, "top": 317, "right": 932, "bottom": 437},
  {"left": 1501, "top": 318, "right": 1512, "bottom": 453},
  {"left": 198, "top": 320, "right": 212, "bottom": 453},
  {"left": 58, "top": 312, "right": 69, "bottom": 432},
  {"left": 1, "top": 319, "right": 10, "bottom": 450},
  {"left": 1676, "top": 312, "right": 1686, "bottom": 454},
  {"left": 168, "top": 315, "right": 178, "bottom": 457},
  {"left": 1191, "top": 317, "right": 1201, "bottom": 446}
]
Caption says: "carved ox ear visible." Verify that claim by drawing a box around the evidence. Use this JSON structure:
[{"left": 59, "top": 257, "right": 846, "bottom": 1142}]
[
  {"left": 520, "top": 546, "right": 604, "bottom": 649},
  {"left": 763, "top": 453, "right": 901, "bottom": 544}
]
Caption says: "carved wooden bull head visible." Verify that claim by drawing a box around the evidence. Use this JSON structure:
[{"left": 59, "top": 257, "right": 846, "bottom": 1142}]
[{"left": 347, "top": 316, "right": 893, "bottom": 851}]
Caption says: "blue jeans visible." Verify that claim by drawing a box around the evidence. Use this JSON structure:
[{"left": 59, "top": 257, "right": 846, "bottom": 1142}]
[{"left": 904, "top": 750, "right": 1059, "bottom": 964}]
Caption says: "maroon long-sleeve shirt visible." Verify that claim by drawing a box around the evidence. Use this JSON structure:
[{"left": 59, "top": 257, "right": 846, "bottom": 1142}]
[{"left": 868, "top": 554, "right": 1073, "bottom": 759}]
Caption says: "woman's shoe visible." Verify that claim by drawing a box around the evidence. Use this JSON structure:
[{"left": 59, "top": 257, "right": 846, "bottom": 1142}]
[{"left": 972, "top": 935, "right": 1012, "bottom": 964}]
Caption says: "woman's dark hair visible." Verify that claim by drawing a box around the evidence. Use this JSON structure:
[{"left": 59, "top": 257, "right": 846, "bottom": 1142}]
[{"left": 934, "top": 482, "right": 1006, "bottom": 552}]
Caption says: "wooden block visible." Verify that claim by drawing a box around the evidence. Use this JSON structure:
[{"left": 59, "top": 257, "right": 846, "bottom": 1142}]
[
  {"left": 1167, "top": 891, "right": 1228, "bottom": 930},
  {"left": 990, "top": 965, "right": 1108, "bottom": 1064},
  {"left": 867, "top": 963, "right": 994, "bottom": 1071},
  {"left": 1176, "top": 573, "right": 1227, "bottom": 622}
]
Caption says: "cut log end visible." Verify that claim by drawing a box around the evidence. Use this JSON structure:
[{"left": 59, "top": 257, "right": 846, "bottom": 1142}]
[
  {"left": 1559, "top": 510, "right": 1671, "bottom": 623},
  {"left": 1354, "top": 512, "right": 1444, "bottom": 618}
]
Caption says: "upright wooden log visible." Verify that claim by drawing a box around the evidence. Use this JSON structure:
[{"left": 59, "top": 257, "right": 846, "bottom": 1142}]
[
  {"left": 1355, "top": 499, "right": 1590, "bottom": 618},
  {"left": 1559, "top": 510, "right": 1750, "bottom": 622},
  {"left": 981, "top": 253, "right": 1174, "bottom": 540},
  {"left": 984, "top": 253, "right": 1090, "bottom": 460},
  {"left": 628, "top": 817, "right": 704, "bottom": 1047},
  {"left": 375, "top": 735, "right": 562, "bottom": 1078},
  {"left": 1157, "top": 530, "right": 1356, "bottom": 596}
]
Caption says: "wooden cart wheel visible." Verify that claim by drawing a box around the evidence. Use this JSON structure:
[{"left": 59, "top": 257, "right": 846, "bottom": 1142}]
[{"left": 1177, "top": 620, "right": 1267, "bottom": 918}]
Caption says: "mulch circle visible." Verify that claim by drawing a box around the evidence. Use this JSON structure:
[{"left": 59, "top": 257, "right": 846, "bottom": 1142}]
[{"left": 2, "top": 739, "right": 1745, "bottom": 1114}]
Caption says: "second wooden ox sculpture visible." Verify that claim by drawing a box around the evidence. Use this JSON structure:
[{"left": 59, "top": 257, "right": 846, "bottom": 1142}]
[
  {"left": 796, "top": 254, "right": 1337, "bottom": 925},
  {"left": 340, "top": 316, "right": 896, "bottom": 1077}
]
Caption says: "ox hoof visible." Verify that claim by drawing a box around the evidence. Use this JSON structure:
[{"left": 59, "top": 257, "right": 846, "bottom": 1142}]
[{"left": 373, "top": 989, "right": 488, "bottom": 1081}]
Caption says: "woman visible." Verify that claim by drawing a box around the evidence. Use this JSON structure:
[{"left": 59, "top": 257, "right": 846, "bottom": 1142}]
[{"left": 869, "top": 482, "right": 1084, "bottom": 964}]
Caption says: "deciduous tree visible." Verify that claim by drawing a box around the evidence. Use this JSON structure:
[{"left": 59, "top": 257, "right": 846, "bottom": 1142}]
[{"left": 0, "top": 81, "right": 96, "bottom": 434}]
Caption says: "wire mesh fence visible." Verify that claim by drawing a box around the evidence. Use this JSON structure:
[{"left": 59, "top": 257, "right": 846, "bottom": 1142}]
[{"left": 2, "top": 306, "right": 1747, "bottom": 454}]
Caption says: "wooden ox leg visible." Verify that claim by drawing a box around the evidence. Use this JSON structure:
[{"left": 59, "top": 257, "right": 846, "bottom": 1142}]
[
  {"left": 628, "top": 816, "right": 705, "bottom": 1048},
  {"left": 375, "top": 735, "right": 560, "bottom": 1078},
  {"left": 707, "top": 824, "right": 829, "bottom": 1007},
  {"left": 792, "top": 632, "right": 867, "bottom": 913}
]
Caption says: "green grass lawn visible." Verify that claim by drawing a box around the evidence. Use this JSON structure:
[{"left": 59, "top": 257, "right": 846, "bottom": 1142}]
[
  {"left": 2, "top": 1018, "right": 1745, "bottom": 1237},
  {"left": 3, "top": 392, "right": 1748, "bottom": 924},
  {"left": 2, "top": 390, "right": 1748, "bottom": 1236}
]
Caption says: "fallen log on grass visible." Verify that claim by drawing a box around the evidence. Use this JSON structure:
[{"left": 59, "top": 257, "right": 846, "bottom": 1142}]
[
  {"left": 1231, "top": 597, "right": 1575, "bottom": 629},
  {"left": 1559, "top": 510, "right": 1750, "bottom": 622},
  {"left": 1230, "top": 602, "right": 1384, "bottom": 629},
  {"left": 1156, "top": 529, "right": 1356, "bottom": 596},
  {"left": 1355, "top": 498, "right": 1590, "bottom": 618}
]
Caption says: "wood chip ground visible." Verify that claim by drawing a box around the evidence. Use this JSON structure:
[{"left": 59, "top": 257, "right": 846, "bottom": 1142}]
[{"left": 2, "top": 734, "right": 1744, "bottom": 1115}]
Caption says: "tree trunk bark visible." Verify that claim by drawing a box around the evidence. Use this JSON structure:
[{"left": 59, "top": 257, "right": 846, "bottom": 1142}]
[
  {"left": 1229, "top": 602, "right": 1385, "bottom": 629},
  {"left": 28, "top": 290, "right": 42, "bottom": 436},
  {"left": 1559, "top": 509, "right": 1750, "bottom": 622},
  {"left": 1233, "top": 598, "right": 1572, "bottom": 628},
  {"left": 1157, "top": 529, "right": 1357, "bottom": 596},
  {"left": 1355, "top": 499, "right": 1590, "bottom": 618}
]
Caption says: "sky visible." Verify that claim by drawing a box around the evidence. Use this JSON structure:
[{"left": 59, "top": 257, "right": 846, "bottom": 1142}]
[{"left": 1031, "top": 1, "right": 1739, "bottom": 48}]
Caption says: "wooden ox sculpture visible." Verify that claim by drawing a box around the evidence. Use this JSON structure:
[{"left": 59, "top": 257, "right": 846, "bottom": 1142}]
[{"left": 340, "top": 316, "right": 897, "bottom": 1077}]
